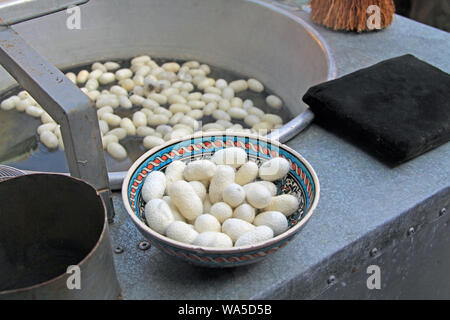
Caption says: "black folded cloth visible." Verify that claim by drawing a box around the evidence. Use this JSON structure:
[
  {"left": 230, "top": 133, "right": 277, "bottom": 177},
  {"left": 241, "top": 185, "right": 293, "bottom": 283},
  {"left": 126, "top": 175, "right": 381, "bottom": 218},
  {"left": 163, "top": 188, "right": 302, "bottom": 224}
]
[{"left": 302, "top": 54, "right": 450, "bottom": 165}]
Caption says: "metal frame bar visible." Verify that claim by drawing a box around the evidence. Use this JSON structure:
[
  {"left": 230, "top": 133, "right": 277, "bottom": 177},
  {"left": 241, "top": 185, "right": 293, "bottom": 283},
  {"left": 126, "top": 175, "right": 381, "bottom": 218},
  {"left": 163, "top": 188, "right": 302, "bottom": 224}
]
[{"left": 0, "top": 26, "right": 114, "bottom": 221}]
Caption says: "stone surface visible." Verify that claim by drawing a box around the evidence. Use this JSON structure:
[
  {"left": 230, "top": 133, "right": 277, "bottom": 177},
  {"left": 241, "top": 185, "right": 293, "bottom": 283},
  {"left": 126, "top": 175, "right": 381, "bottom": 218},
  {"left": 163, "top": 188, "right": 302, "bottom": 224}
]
[{"left": 109, "top": 10, "right": 450, "bottom": 299}]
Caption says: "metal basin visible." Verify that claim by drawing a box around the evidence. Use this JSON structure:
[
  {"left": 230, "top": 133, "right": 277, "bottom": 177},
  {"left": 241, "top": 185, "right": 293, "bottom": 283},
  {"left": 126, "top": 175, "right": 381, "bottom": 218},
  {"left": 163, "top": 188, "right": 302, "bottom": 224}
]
[
  {"left": 0, "top": 174, "right": 121, "bottom": 299},
  {"left": 0, "top": 0, "right": 335, "bottom": 187}
]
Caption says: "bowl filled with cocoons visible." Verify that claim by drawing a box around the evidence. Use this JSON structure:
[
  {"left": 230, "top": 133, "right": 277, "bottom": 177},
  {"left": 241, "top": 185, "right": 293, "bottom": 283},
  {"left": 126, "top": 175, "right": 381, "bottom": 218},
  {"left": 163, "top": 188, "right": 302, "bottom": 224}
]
[{"left": 122, "top": 132, "right": 320, "bottom": 267}]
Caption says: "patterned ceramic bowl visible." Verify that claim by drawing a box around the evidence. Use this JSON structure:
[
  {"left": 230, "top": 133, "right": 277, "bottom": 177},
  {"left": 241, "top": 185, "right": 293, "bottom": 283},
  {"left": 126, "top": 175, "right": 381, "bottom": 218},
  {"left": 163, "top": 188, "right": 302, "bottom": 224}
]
[{"left": 122, "top": 132, "right": 320, "bottom": 267}]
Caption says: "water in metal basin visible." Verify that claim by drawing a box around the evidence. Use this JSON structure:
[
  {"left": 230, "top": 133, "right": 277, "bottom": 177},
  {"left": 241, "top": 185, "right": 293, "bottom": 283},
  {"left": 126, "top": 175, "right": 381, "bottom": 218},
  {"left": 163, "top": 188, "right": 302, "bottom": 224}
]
[{"left": 0, "top": 58, "right": 293, "bottom": 173}]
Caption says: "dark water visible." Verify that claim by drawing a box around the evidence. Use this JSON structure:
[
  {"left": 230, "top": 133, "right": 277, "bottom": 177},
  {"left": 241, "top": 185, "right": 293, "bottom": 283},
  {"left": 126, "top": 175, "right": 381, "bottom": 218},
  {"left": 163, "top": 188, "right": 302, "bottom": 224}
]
[{"left": 0, "top": 57, "right": 293, "bottom": 173}]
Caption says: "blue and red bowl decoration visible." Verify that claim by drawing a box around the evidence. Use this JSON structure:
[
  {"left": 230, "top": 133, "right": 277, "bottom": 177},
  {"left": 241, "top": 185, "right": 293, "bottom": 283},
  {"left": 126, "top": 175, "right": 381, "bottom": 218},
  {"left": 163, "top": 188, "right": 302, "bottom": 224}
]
[{"left": 122, "top": 132, "right": 320, "bottom": 267}]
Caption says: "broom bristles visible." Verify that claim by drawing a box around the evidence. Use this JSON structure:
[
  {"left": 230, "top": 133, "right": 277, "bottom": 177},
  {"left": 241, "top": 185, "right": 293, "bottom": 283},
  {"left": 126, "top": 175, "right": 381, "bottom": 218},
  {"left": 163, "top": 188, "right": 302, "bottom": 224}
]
[{"left": 310, "top": 0, "right": 395, "bottom": 32}]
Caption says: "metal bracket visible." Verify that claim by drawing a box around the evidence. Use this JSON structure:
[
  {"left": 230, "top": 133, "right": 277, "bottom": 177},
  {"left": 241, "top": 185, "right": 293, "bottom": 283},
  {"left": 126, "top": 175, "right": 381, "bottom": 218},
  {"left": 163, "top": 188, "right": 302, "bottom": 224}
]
[{"left": 0, "top": 0, "right": 115, "bottom": 221}]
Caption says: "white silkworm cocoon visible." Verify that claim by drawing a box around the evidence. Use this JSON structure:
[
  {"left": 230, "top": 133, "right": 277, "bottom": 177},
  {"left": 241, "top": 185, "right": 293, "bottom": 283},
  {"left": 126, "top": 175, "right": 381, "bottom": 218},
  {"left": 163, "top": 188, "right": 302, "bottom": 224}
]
[
  {"left": 222, "top": 218, "right": 255, "bottom": 242},
  {"left": 141, "top": 171, "right": 166, "bottom": 202},
  {"left": 245, "top": 183, "right": 272, "bottom": 209},
  {"left": 194, "top": 214, "right": 221, "bottom": 233},
  {"left": 209, "top": 202, "right": 233, "bottom": 223},
  {"left": 183, "top": 160, "right": 217, "bottom": 181},
  {"left": 144, "top": 199, "right": 174, "bottom": 235},
  {"left": 222, "top": 183, "right": 246, "bottom": 208},
  {"left": 193, "top": 232, "right": 233, "bottom": 248},
  {"left": 168, "top": 180, "right": 203, "bottom": 220},
  {"left": 166, "top": 221, "right": 199, "bottom": 244},
  {"left": 235, "top": 161, "right": 259, "bottom": 186},
  {"left": 263, "top": 194, "right": 299, "bottom": 216},
  {"left": 233, "top": 203, "right": 256, "bottom": 224},
  {"left": 235, "top": 226, "right": 274, "bottom": 247},
  {"left": 258, "top": 157, "right": 290, "bottom": 181},
  {"left": 254, "top": 211, "right": 288, "bottom": 236},
  {"left": 208, "top": 165, "right": 235, "bottom": 203},
  {"left": 211, "top": 147, "right": 247, "bottom": 168}
]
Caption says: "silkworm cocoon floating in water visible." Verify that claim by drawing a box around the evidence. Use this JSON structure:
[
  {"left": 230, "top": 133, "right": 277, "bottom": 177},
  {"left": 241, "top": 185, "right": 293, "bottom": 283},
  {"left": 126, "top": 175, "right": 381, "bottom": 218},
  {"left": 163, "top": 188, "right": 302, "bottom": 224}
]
[
  {"left": 102, "top": 134, "right": 118, "bottom": 149},
  {"left": 142, "top": 98, "right": 159, "bottom": 110},
  {"left": 141, "top": 171, "right": 166, "bottom": 202},
  {"left": 247, "top": 79, "right": 264, "bottom": 93},
  {"left": 266, "top": 95, "right": 283, "bottom": 109},
  {"left": 211, "top": 147, "right": 247, "bottom": 168},
  {"left": 244, "top": 115, "right": 261, "bottom": 127},
  {"left": 229, "top": 80, "right": 248, "bottom": 93},
  {"left": 65, "top": 72, "right": 77, "bottom": 84},
  {"left": 222, "top": 218, "right": 255, "bottom": 243},
  {"left": 209, "top": 202, "right": 233, "bottom": 223},
  {"left": 164, "top": 160, "right": 186, "bottom": 192},
  {"left": 37, "top": 123, "right": 57, "bottom": 135},
  {"left": 166, "top": 221, "right": 199, "bottom": 244},
  {"left": 107, "top": 128, "right": 127, "bottom": 140},
  {"left": 98, "top": 72, "right": 116, "bottom": 85},
  {"left": 168, "top": 180, "right": 203, "bottom": 220},
  {"left": 107, "top": 142, "right": 127, "bottom": 160},
  {"left": 118, "top": 95, "right": 132, "bottom": 109},
  {"left": 143, "top": 136, "right": 165, "bottom": 149},
  {"left": 263, "top": 194, "right": 299, "bottom": 217},
  {"left": 104, "top": 62, "right": 120, "bottom": 71},
  {"left": 187, "top": 109, "right": 203, "bottom": 120},
  {"left": 148, "top": 93, "right": 168, "bottom": 105},
  {"left": 233, "top": 203, "right": 256, "bottom": 223},
  {"left": 129, "top": 94, "right": 145, "bottom": 106},
  {"left": 193, "top": 232, "right": 233, "bottom": 248},
  {"left": 259, "top": 157, "right": 290, "bottom": 182},
  {"left": 254, "top": 211, "right": 288, "bottom": 236},
  {"left": 228, "top": 107, "right": 247, "bottom": 120},
  {"left": 209, "top": 165, "right": 235, "bottom": 203},
  {"left": 230, "top": 97, "right": 243, "bottom": 108},
  {"left": 245, "top": 183, "right": 272, "bottom": 209},
  {"left": 183, "top": 160, "right": 217, "bottom": 181},
  {"left": 194, "top": 214, "right": 221, "bottom": 233},
  {"left": 188, "top": 100, "right": 206, "bottom": 110},
  {"left": 40, "top": 130, "right": 59, "bottom": 149},
  {"left": 235, "top": 161, "right": 259, "bottom": 186},
  {"left": 115, "top": 68, "right": 133, "bottom": 81},
  {"left": 235, "top": 226, "right": 274, "bottom": 247},
  {"left": 1, "top": 96, "right": 19, "bottom": 110},
  {"left": 92, "top": 62, "right": 106, "bottom": 72},
  {"left": 222, "top": 183, "right": 246, "bottom": 208},
  {"left": 101, "top": 113, "right": 121, "bottom": 127},
  {"left": 97, "top": 106, "right": 113, "bottom": 118},
  {"left": 189, "top": 181, "right": 207, "bottom": 201},
  {"left": 262, "top": 114, "right": 283, "bottom": 126},
  {"left": 15, "top": 99, "right": 31, "bottom": 112},
  {"left": 144, "top": 199, "right": 175, "bottom": 235},
  {"left": 218, "top": 99, "right": 231, "bottom": 111},
  {"left": 132, "top": 111, "right": 147, "bottom": 127},
  {"left": 166, "top": 94, "right": 184, "bottom": 105},
  {"left": 120, "top": 118, "right": 136, "bottom": 136},
  {"left": 147, "top": 114, "right": 169, "bottom": 127},
  {"left": 136, "top": 126, "right": 155, "bottom": 137}
]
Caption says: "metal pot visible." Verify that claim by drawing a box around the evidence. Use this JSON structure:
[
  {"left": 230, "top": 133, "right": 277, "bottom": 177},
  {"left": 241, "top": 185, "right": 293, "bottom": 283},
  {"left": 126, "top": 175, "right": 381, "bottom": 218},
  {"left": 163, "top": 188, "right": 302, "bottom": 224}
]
[
  {"left": 0, "top": 173, "right": 121, "bottom": 299},
  {"left": 0, "top": 0, "right": 335, "bottom": 190}
]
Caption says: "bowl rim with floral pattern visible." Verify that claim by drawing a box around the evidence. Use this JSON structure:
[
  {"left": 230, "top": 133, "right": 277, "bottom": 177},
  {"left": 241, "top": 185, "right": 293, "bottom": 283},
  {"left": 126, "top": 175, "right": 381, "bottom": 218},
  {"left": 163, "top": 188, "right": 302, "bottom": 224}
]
[{"left": 121, "top": 131, "right": 320, "bottom": 254}]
